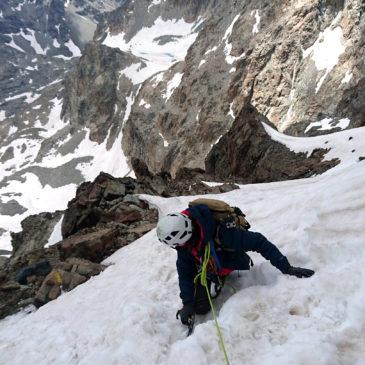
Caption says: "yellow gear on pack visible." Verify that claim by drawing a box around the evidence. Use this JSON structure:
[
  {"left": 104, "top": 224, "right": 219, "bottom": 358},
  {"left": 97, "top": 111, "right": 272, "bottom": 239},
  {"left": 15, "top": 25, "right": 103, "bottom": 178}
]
[{"left": 52, "top": 270, "right": 63, "bottom": 286}]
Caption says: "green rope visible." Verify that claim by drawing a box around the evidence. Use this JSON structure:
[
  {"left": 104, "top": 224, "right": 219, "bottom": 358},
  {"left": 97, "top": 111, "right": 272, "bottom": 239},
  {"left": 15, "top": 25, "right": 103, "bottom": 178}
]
[{"left": 195, "top": 244, "right": 231, "bottom": 365}]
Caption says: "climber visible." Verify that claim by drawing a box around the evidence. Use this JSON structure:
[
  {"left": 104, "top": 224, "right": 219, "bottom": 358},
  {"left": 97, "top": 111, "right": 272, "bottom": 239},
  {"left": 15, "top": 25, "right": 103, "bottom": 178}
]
[{"left": 156, "top": 202, "right": 315, "bottom": 327}]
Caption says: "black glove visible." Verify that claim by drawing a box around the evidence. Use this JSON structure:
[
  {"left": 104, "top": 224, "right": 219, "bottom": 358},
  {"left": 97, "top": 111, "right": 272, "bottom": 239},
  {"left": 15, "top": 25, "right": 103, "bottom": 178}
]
[
  {"left": 287, "top": 266, "right": 315, "bottom": 278},
  {"left": 176, "top": 304, "right": 195, "bottom": 326}
]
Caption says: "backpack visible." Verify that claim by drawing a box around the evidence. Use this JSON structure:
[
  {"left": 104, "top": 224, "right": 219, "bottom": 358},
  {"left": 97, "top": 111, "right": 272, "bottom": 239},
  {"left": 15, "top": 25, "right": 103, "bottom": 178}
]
[{"left": 188, "top": 198, "right": 250, "bottom": 231}]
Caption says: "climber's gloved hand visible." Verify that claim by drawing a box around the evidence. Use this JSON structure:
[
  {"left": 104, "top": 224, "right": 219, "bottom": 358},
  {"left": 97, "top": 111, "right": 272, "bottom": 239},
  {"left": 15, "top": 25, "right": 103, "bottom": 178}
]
[
  {"left": 176, "top": 304, "right": 194, "bottom": 326},
  {"left": 287, "top": 266, "right": 315, "bottom": 278}
]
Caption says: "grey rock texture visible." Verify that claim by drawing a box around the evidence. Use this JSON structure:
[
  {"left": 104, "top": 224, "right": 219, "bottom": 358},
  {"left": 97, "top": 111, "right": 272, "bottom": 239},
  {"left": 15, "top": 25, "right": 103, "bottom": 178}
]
[
  {"left": 10, "top": 211, "right": 64, "bottom": 260},
  {"left": 205, "top": 102, "right": 340, "bottom": 183},
  {"left": 111, "top": 0, "right": 364, "bottom": 175}
]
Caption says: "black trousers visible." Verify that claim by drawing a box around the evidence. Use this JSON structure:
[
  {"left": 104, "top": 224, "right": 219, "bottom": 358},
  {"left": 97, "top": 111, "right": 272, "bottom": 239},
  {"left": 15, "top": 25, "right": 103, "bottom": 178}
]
[{"left": 194, "top": 280, "right": 211, "bottom": 314}]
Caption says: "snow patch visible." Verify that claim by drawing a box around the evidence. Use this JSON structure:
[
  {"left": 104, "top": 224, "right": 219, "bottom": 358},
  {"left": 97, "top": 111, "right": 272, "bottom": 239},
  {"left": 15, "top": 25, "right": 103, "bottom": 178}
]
[
  {"left": 305, "top": 118, "right": 351, "bottom": 133},
  {"left": 251, "top": 10, "right": 261, "bottom": 34},
  {"left": 5, "top": 92, "right": 41, "bottom": 104},
  {"left": 159, "top": 132, "right": 169, "bottom": 147},
  {"left": 205, "top": 46, "right": 218, "bottom": 55},
  {"left": 45, "top": 216, "right": 64, "bottom": 247},
  {"left": 222, "top": 15, "right": 245, "bottom": 64},
  {"left": 228, "top": 102, "right": 235, "bottom": 119},
  {"left": 341, "top": 71, "right": 352, "bottom": 84},
  {"left": 148, "top": 0, "right": 162, "bottom": 11},
  {"left": 21, "top": 29, "right": 47, "bottom": 55},
  {"left": 65, "top": 39, "right": 81, "bottom": 57},
  {"left": 34, "top": 98, "right": 65, "bottom": 138},
  {"left": 263, "top": 121, "right": 364, "bottom": 171},
  {"left": 163, "top": 72, "right": 183, "bottom": 100},
  {"left": 6, "top": 37, "right": 25, "bottom": 53},
  {"left": 303, "top": 12, "right": 345, "bottom": 93},
  {"left": 139, "top": 99, "right": 151, "bottom": 109},
  {"left": 198, "top": 59, "right": 206, "bottom": 68},
  {"left": 152, "top": 71, "right": 165, "bottom": 86},
  {"left": 103, "top": 17, "right": 203, "bottom": 84},
  {"left": 53, "top": 39, "right": 61, "bottom": 48},
  {"left": 0, "top": 110, "right": 6, "bottom": 122},
  {"left": 0, "top": 174, "right": 76, "bottom": 251},
  {"left": 7, "top": 126, "right": 18, "bottom": 136}
]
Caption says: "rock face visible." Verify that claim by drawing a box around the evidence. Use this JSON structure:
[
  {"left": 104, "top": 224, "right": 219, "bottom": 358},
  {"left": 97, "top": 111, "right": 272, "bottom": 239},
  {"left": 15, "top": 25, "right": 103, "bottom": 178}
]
[
  {"left": 205, "top": 102, "right": 340, "bottom": 183},
  {"left": 1, "top": 1, "right": 364, "bottom": 264},
  {"left": 11, "top": 211, "right": 64, "bottom": 260},
  {"left": 94, "top": 0, "right": 364, "bottom": 176}
]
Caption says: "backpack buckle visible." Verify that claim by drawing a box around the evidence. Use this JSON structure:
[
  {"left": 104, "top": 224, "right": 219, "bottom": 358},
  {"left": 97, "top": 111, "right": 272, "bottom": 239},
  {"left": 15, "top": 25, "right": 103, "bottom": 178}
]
[{"left": 225, "top": 221, "right": 236, "bottom": 229}]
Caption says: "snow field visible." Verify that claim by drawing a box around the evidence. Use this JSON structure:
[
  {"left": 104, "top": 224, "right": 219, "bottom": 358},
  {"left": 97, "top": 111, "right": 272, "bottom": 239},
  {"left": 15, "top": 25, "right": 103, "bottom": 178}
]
[
  {"left": 104, "top": 17, "right": 203, "bottom": 85},
  {"left": 0, "top": 160, "right": 365, "bottom": 364}
]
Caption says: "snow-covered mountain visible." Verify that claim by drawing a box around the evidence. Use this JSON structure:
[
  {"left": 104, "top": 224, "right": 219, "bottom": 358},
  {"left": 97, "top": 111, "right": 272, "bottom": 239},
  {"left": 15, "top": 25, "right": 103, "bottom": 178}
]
[
  {"left": 0, "top": 139, "right": 364, "bottom": 364},
  {"left": 0, "top": 0, "right": 129, "bottom": 251}
]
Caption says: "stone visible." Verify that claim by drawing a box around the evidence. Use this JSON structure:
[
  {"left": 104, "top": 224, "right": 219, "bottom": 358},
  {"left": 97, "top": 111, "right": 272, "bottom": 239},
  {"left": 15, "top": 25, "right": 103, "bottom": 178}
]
[
  {"left": 58, "top": 228, "right": 120, "bottom": 262},
  {"left": 0, "top": 281, "right": 21, "bottom": 291}
]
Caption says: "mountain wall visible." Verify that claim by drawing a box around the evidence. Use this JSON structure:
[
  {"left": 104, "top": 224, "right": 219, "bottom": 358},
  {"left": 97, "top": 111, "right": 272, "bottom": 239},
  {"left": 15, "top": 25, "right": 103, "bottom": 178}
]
[{"left": 62, "top": 0, "right": 364, "bottom": 176}]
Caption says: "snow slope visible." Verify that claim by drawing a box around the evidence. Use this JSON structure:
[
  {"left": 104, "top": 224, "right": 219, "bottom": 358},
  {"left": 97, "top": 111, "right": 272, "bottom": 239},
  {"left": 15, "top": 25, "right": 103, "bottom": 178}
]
[{"left": 0, "top": 153, "right": 364, "bottom": 364}]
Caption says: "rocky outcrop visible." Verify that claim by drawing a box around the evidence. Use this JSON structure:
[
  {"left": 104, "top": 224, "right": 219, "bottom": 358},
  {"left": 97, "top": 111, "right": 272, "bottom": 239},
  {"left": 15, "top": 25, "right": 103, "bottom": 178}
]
[
  {"left": 11, "top": 211, "right": 64, "bottom": 260},
  {"left": 61, "top": 42, "right": 140, "bottom": 143},
  {"left": 0, "top": 167, "right": 240, "bottom": 319},
  {"left": 205, "top": 102, "right": 340, "bottom": 183},
  {"left": 131, "top": 158, "right": 239, "bottom": 197}
]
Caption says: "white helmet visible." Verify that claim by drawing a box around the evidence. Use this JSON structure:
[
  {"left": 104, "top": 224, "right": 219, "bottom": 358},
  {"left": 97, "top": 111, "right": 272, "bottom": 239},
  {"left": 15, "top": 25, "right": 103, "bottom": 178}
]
[{"left": 156, "top": 213, "right": 192, "bottom": 248}]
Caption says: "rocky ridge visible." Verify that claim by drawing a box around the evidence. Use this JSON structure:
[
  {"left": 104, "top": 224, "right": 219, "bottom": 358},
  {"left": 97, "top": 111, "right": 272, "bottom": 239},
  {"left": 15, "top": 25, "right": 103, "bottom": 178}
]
[{"left": 0, "top": 170, "right": 237, "bottom": 319}]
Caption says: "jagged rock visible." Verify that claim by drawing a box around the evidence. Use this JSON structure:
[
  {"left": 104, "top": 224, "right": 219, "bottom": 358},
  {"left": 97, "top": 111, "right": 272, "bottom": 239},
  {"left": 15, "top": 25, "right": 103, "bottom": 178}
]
[
  {"left": 205, "top": 102, "right": 340, "bottom": 183},
  {"left": 0, "top": 256, "right": 8, "bottom": 269},
  {"left": 61, "top": 172, "right": 158, "bottom": 238},
  {"left": 10, "top": 211, "right": 64, "bottom": 260},
  {"left": 131, "top": 158, "right": 239, "bottom": 196},
  {"left": 34, "top": 259, "right": 105, "bottom": 305},
  {"left": 0, "top": 281, "right": 21, "bottom": 291},
  {"left": 58, "top": 227, "right": 121, "bottom": 262}
]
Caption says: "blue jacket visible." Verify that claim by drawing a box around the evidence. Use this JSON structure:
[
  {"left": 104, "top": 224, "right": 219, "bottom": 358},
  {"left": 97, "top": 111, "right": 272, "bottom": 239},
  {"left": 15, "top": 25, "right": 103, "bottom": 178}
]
[{"left": 176, "top": 205, "right": 290, "bottom": 305}]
